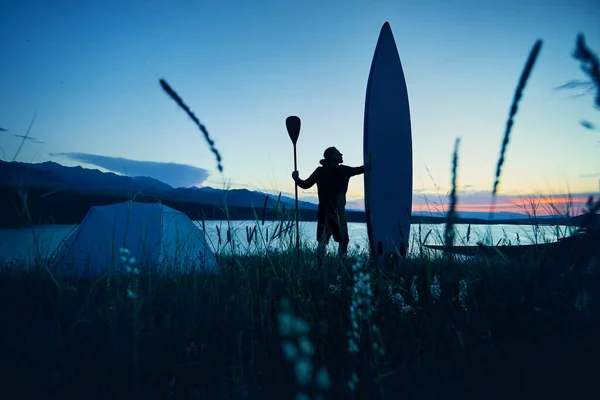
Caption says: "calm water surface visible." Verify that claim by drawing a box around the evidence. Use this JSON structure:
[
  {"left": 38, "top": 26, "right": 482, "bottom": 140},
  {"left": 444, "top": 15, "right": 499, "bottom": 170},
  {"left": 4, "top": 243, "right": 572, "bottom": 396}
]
[{"left": 0, "top": 220, "right": 573, "bottom": 264}]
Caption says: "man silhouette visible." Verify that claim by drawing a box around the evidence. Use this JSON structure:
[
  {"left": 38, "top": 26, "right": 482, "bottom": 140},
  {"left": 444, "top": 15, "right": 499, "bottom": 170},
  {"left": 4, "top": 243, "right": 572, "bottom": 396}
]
[{"left": 292, "top": 146, "right": 365, "bottom": 265}]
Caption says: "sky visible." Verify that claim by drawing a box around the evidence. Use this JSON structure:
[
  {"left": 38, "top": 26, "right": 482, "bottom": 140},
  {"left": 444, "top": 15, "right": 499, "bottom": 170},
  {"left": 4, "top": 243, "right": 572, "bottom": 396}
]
[{"left": 1, "top": 0, "right": 599, "bottom": 216}]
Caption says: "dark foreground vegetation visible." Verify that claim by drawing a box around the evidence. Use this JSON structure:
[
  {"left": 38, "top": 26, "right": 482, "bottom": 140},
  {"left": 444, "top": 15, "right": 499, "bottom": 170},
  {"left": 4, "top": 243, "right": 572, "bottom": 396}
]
[{"left": 1, "top": 238, "right": 599, "bottom": 400}]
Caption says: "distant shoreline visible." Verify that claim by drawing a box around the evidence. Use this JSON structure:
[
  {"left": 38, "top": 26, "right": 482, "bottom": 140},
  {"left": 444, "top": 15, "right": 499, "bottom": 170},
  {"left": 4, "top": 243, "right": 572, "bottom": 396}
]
[{"left": 0, "top": 184, "right": 587, "bottom": 229}]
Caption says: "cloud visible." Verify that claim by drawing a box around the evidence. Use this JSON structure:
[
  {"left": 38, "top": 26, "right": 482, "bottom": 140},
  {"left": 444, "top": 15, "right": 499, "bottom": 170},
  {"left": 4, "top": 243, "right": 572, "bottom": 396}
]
[
  {"left": 50, "top": 152, "right": 210, "bottom": 188},
  {"left": 580, "top": 172, "right": 600, "bottom": 178}
]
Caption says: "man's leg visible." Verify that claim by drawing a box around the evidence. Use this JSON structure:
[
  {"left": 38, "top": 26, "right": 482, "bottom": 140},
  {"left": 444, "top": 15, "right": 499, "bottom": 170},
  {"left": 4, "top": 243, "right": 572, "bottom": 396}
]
[
  {"left": 335, "top": 215, "right": 350, "bottom": 260},
  {"left": 316, "top": 223, "right": 331, "bottom": 267},
  {"left": 317, "top": 240, "right": 326, "bottom": 266},
  {"left": 338, "top": 240, "right": 349, "bottom": 259}
]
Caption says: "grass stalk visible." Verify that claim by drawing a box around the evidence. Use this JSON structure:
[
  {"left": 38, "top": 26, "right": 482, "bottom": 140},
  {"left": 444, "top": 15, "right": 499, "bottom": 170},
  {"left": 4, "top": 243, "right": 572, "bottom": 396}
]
[{"left": 490, "top": 40, "right": 543, "bottom": 209}]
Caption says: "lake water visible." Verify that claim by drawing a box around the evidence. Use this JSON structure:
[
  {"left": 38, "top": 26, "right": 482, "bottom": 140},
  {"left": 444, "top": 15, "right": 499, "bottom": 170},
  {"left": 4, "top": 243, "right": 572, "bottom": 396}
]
[{"left": 0, "top": 220, "right": 573, "bottom": 264}]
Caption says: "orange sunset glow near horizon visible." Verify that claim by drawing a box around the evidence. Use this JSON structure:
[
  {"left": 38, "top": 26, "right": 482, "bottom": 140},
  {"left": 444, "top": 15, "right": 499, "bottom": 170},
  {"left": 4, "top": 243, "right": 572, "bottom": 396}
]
[
  {"left": 336, "top": 191, "right": 599, "bottom": 216},
  {"left": 411, "top": 194, "right": 596, "bottom": 216}
]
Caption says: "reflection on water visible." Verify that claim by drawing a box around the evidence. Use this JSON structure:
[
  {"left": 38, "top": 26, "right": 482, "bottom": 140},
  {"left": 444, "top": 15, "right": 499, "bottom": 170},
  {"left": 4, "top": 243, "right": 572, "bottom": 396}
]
[{"left": 0, "top": 220, "right": 571, "bottom": 263}]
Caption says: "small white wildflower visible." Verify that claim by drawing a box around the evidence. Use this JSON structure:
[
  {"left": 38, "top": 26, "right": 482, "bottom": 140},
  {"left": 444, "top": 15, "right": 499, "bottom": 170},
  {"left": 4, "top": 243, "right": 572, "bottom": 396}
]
[
  {"left": 348, "top": 339, "right": 360, "bottom": 353},
  {"left": 402, "top": 305, "right": 416, "bottom": 314},
  {"left": 348, "top": 380, "right": 356, "bottom": 392},
  {"left": 430, "top": 274, "right": 441, "bottom": 300},
  {"left": 458, "top": 279, "right": 468, "bottom": 312},
  {"left": 281, "top": 340, "right": 298, "bottom": 361},
  {"left": 293, "top": 318, "right": 311, "bottom": 336},
  {"left": 278, "top": 312, "right": 294, "bottom": 336},
  {"left": 126, "top": 265, "right": 140, "bottom": 275},
  {"left": 329, "top": 283, "right": 341, "bottom": 294},
  {"left": 392, "top": 293, "right": 405, "bottom": 308},
  {"left": 348, "top": 372, "right": 359, "bottom": 392},
  {"left": 347, "top": 259, "right": 379, "bottom": 367},
  {"left": 373, "top": 300, "right": 380, "bottom": 311},
  {"left": 575, "top": 289, "right": 591, "bottom": 316},
  {"left": 298, "top": 337, "right": 314, "bottom": 357},
  {"left": 294, "top": 358, "right": 314, "bottom": 386},
  {"left": 119, "top": 247, "right": 131, "bottom": 262},
  {"left": 411, "top": 275, "right": 419, "bottom": 302},
  {"left": 385, "top": 284, "right": 393, "bottom": 295},
  {"left": 185, "top": 342, "right": 198, "bottom": 358},
  {"left": 315, "top": 366, "right": 331, "bottom": 390}
]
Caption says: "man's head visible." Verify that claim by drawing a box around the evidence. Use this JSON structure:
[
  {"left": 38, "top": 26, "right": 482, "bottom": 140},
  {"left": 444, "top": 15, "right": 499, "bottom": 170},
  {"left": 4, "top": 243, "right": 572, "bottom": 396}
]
[{"left": 323, "top": 146, "right": 343, "bottom": 165}]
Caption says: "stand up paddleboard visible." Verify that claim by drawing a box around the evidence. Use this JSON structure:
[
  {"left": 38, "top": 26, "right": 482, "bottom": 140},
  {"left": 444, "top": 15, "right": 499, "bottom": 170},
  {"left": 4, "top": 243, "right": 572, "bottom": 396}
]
[{"left": 363, "top": 22, "right": 413, "bottom": 263}]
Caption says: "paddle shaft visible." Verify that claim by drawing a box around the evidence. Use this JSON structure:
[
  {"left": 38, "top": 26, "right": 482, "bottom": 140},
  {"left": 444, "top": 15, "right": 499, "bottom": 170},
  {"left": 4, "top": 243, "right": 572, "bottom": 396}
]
[{"left": 293, "top": 144, "right": 300, "bottom": 258}]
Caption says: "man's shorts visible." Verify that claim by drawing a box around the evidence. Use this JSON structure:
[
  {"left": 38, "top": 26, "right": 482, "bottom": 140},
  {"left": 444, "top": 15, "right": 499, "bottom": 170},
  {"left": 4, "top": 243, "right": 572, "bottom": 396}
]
[{"left": 316, "top": 212, "right": 349, "bottom": 244}]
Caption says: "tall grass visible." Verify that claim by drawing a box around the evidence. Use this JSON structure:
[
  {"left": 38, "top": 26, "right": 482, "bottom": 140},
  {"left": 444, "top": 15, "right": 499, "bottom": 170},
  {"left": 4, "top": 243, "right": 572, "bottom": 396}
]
[
  {"left": 443, "top": 138, "right": 460, "bottom": 255},
  {"left": 478, "top": 39, "right": 543, "bottom": 245},
  {"left": 557, "top": 33, "right": 600, "bottom": 109},
  {"left": 10, "top": 112, "right": 38, "bottom": 162},
  {"left": 159, "top": 79, "right": 224, "bottom": 173},
  {"left": 491, "top": 39, "right": 543, "bottom": 200}
]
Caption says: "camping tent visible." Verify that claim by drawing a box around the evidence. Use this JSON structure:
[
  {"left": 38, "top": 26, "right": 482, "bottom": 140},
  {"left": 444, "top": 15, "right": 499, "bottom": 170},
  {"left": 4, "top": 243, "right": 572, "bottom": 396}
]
[{"left": 53, "top": 201, "right": 218, "bottom": 278}]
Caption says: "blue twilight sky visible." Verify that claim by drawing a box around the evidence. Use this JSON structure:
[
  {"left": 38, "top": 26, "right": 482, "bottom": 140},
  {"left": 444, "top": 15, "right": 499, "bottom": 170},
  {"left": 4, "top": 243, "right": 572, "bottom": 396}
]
[{"left": 1, "top": 0, "right": 599, "bottom": 213}]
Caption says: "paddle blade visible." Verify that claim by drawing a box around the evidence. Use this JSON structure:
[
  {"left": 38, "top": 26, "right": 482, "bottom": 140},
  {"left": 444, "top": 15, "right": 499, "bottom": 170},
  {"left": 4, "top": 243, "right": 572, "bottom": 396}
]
[{"left": 286, "top": 116, "right": 301, "bottom": 144}]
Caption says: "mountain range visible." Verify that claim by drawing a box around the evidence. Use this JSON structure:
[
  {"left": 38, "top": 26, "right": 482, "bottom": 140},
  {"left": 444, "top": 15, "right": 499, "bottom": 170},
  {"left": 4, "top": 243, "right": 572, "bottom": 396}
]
[
  {"left": 0, "top": 159, "right": 318, "bottom": 210},
  {"left": 0, "top": 159, "right": 595, "bottom": 228}
]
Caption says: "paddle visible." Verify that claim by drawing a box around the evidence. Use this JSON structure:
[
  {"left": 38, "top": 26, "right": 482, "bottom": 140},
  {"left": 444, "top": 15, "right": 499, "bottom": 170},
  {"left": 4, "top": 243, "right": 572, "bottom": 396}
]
[{"left": 286, "top": 116, "right": 301, "bottom": 262}]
